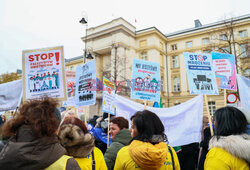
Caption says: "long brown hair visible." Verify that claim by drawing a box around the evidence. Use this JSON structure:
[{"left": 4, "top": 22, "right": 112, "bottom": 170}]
[{"left": 1, "top": 97, "right": 59, "bottom": 138}]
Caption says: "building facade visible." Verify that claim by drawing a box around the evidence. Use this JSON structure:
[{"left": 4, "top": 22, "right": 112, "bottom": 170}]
[{"left": 66, "top": 14, "right": 250, "bottom": 117}]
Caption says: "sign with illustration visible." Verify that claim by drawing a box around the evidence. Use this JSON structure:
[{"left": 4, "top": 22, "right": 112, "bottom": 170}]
[
  {"left": 75, "top": 60, "right": 96, "bottom": 106},
  {"left": 62, "top": 70, "right": 76, "bottom": 107},
  {"left": 212, "top": 52, "right": 237, "bottom": 91},
  {"left": 22, "top": 46, "right": 66, "bottom": 100},
  {"left": 102, "top": 77, "right": 116, "bottom": 115},
  {"left": 131, "top": 58, "right": 161, "bottom": 102},
  {"left": 184, "top": 52, "right": 218, "bottom": 95}
]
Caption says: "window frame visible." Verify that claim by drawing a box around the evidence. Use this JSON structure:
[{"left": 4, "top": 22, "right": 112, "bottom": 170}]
[
  {"left": 173, "top": 77, "right": 180, "bottom": 92},
  {"left": 186, "top": 41, "right": 193, "bottom": 48},
  {"left": 172, "top": 56, "right": 179, "bottom": 68}
]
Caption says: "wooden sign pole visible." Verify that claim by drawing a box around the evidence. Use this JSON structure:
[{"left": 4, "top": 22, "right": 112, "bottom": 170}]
[
  {"left": 224, "top": 89, "right": 227, "bottom": 106},
  {"left": 144, "top": 101, "right": 147, "bottom": 110},
  {"left": 107, "top": 113, "right": 110, "bottom": 148},
  {"left": 204, "top": 95, "right": 214, "bottom": 136}
]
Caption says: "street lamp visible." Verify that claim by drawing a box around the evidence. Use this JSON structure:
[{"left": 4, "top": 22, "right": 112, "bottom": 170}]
[{"left": 79, "top": 16, "right": 93, "bottom": 63}]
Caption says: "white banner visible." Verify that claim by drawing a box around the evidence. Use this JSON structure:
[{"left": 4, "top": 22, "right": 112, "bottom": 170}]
[
  {"left": 0, "top": 79, "right": 23, "bottom": 111},
  {"left": 237, "top": 74, "right": 250, "bottom": 112},
  {"left": 115, "top": 94, "right": 203, "bottom": 147}
]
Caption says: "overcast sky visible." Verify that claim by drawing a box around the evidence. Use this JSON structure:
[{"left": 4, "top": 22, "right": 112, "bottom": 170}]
[{"left": 0, "top": 0, "right": 249, "bottom": 74}]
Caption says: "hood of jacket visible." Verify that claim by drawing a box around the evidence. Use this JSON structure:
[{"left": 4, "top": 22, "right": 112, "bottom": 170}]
[
  {"left": 113, "top": 129, "right": 132, "bottom": 145},
  {"left": 209, "top": 134, "right": 250, "bottom": 163},
  {"left": 128, "top": 140, "right": 168, "bottom": 170},
  {"left": 0, "top": 125, "right": 66, "bottom": 170},
  {"left": 58, "top": 124, "right": 95, "bottom": 158}
]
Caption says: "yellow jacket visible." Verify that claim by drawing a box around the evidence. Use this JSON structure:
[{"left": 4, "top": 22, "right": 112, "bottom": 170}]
[
  {"left": 75, "top": 147, "right": 107, "bottom": 170},
  {"left": 204, "top": 135, "right": 250, "bottom": 170},
  {"left": 114, "top": 140, "right": 180, "bottom": 170}
]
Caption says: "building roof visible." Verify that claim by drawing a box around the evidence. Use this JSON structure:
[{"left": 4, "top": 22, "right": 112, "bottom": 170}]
[{"left": 165, "top": 14, "right": 250, "bottom": 37}]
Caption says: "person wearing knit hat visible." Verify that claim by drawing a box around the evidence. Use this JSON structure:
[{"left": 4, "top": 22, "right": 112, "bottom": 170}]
[
  {"left": 58, "top": 117, "right": 108, "bottom": 170},
  {"left": 0, "top": 97, "right": 80, "bottom": 170}
]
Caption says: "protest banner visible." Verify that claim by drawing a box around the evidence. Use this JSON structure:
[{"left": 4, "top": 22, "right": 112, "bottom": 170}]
[
  {"left": 62, "top": 70, "right": 76, "bottom": 107},
  {"left": 212, "top": 52, "right": 237, "bottom": 91},
  {"left": 102, "top": 77, "right": 116, "bottom": 115},
  {"left": 184, "top": 52, "right": 218, "bottom": 95},
  {"left": 22, "top": 46, "right": 66, "bottom": 101},
  {"left": 0, "top": 79, "right": 23, "bottom": 111},
  {"left": 75, "top": 60, "right": 96, "bottom": 106},
  {"left": 115, "top": 94, "right": 203, "bottom": 147},
  {"left": 237, "top": 74, "right": 250, "bottom": 112},
  {"left": 131, "top": 58, "right": 161, "bottom": 102}
]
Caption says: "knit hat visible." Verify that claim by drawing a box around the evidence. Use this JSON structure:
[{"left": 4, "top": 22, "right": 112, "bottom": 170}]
[{"left": 54, "top": 108, "right": 61, "bottom": 123}]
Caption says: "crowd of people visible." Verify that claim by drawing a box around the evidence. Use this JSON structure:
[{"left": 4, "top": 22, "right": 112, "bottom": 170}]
[{"left": 0, "top": 97, "right": 249, "bottom": 170}]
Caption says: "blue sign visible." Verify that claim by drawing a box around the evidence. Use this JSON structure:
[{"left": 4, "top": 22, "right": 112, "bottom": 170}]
[
  {"left": 131, "top": 58, "right": 161, "bottom": 102},
  {"left": 75, "top": 60, "right": 96, "bottom": 106},
  {"left": 184, "top": 52, "right": 218, "bottom": 95}
]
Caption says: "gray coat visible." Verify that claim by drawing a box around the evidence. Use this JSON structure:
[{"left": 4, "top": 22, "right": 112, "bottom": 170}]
[
  {"left": 0, "top": 125, "right": 80, "bottom": 170},
  {"left": 104, "top": 129, "right": 132, "bottom": 170}
]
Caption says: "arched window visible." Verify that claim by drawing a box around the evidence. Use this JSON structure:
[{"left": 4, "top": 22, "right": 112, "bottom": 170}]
[{"left": 173, "top": 77, "right": 180, "bottom": 92}]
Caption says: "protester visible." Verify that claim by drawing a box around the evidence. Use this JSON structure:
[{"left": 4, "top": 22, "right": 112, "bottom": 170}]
[
  {"left": 114, "top": 110, "right": 180, "bottom": 170},
  {"left": 104, "top": 116, "right": 132, "bottom": 170},
  {"left": 204, "top": 106, "right": 250, "bottom": 169},
  {"left": 58, "top": 116, "right": 107, "bottom": 170},
  {"left": 0, "top": 97, "right": 80, "bottom": 170}
]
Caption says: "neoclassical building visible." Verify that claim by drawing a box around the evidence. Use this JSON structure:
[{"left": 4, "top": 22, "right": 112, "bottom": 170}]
[{"left": 65, "top": 14, "right": 250, "bottom": 117}]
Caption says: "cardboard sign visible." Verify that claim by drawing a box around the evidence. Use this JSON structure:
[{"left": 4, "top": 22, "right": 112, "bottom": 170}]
[
  {"left": 75, "top": 60, "right": 96, "bottom": 106},
  {"left": 131, "top": 58, "right": 161, "bottom": 102},
  {"left": 184, "top": 52, "right": 218, "bottom": 95},
  {"left": 22, "top": 46, "right": 66, "bottom": 100},
  {"left": 102, "top": 77, "right": 116, "bottom": 115},
  {"left": 62, "top": 70, "right": 76, "bottom": 107},
  {"left": 212, "top": 52, "right": 237, "bottom": 91}
]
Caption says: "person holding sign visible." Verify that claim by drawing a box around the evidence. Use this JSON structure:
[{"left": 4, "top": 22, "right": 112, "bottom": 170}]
[
  {"left": 114, "top": 110, "right": 180, "bottom": 170},
  {"left": 204, "top": 107, "right": 250, "bottom": 170}
]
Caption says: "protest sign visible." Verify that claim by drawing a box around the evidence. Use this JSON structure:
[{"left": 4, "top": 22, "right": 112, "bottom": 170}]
[
  {"left": 102, "top": 77, "right": 116, "bottom": 115},
  {"left": 212, "top": 52, "right": 237, "bottom": 91},
  {"left": 62, "top": 70, "right": 76, "bottom": 107},
  {"left": 0, "top": 79, "right": 23, "bottom": 111},
  {"left": 22, "top": 46, "right": 66, "bottom": 100},
  {"left": 237, "top": 74, "right": 250, "bottom": 112},
  {"left": 115, "top": 94, "right": 203, "bottom": 147},
  {"left": 75, "top": 60, "right": 96, "bottom": 106},
  {"left": 131, "top": 58, "right": 161, "bottom": 102},
  {"left": 184, "top": 52, "right": 218, "bottom": 95}
]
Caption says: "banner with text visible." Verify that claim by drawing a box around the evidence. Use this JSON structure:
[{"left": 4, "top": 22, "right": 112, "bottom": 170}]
[
  {"left": 75, "top": 60, "right": 96, "bottom": 106},
  {"left": 0, "top": 79, "right": 23, "bottom": 111},
  {"left": 131, "top": 58, "right": 161, "bottom": 102},
  {"left": 22, "top": 46, "right": 66, "bottom": 100},
  {"left": 62, "top": 70, "right": 76, "bottom": 107},
  {"left": 184, "top": 52, "right": 218, "bottom": 95},
  {"left": 237, "top": 75, "right": 250, "bottom": 112},
  {"left": 212, "top": 52, "right": 237, "bottom": 91},
  {"left": 115, "top": 94, "right": 203, "bottom": 147},
  {"left": 102, "top": 77, "right": 116, "bottom": 115}
]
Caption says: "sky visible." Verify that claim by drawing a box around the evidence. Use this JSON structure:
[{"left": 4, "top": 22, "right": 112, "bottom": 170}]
[{"left": 0, "top": 0, "right": 249, "bottom": 74}]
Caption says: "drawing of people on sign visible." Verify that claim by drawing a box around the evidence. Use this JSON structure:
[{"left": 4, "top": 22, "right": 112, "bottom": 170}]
[
  {"left": 184, "top": 52, "right": 218, "bottom": 95},
  {"left": 22, "top": 46, "right": 66, "bottom": 101},
  {"left": 75, "top": 60, "right": 96, "bottom": 106},
  {"left": 131, "top": 58, "right": 161, "bottom": 102}
]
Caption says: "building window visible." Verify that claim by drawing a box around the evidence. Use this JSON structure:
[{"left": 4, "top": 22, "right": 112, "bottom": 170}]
[
  {"left": 172, "top": 56, "right": 179, "bottom": 68},
  {"left": 239, "top": 30, "right": 247, "bottom": 38},
  {"left": 186, "top": 41, "right": 193, "bottom": 48},
  {"left": 220, "top": 34, "right": 227, "bottom": 41},
  {"left": 220, "top": 46, "right": 230, "bottom": 53},
  {"left": 203, "top": 50, "right": 211, "bottom": 54},
  {"left": 139, "top": 40, "right": 147, "bottom": 48},
  {"left": 208, "top": 101, "right": 216, "bottom": 116},
  {"left": 244, "top": 69, "right": 250, "bottom": 79},
  {"left": 202, "top": 38, "right": 209, "bottom": 45},
  {"left": 173, "top": 77, "right": 180, "bottom": 92},
  {"left": 240, "top": 43, "right": 248, "bottom": 58},
  {"left": 141, "top": 52, "right": 147, "bottom": 60},
  {"left": 171, "top": 44, "right": 177, "bottom": 50}
]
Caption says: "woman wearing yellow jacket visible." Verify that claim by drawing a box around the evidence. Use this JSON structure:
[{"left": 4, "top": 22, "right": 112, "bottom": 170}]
[
  {"left": 204, "top": 107, "right": 250, "bottom": 170},
  {"left": 58, "top": 117, "right": 107, "bottom": 170},
  {"left": 114, "top": 110, "right": 180, "bottom": 170}
]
